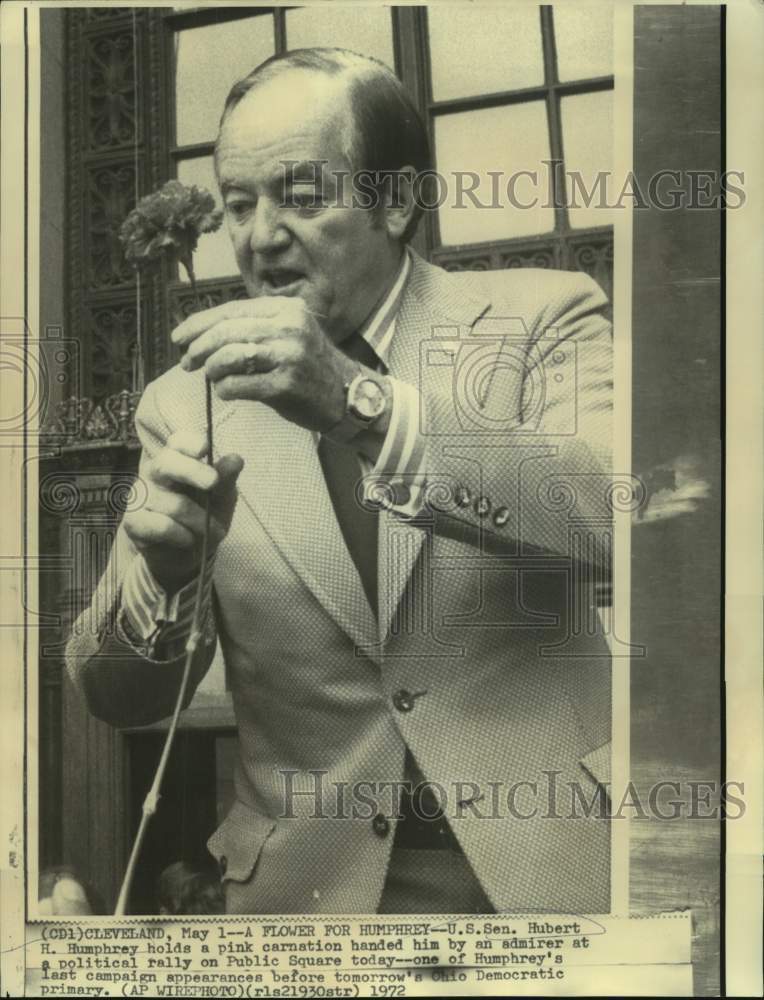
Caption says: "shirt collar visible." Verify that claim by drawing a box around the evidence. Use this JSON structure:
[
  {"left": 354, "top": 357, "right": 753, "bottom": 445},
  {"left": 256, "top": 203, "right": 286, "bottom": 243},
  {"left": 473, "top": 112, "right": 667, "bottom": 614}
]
[{"left": 355, "top": 249, "right": 412, "bottom": 370}]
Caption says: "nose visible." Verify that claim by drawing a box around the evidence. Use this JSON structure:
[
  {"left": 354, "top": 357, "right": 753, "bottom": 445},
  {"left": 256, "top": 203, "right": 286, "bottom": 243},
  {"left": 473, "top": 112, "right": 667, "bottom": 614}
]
[{"left": 248, "top": 197, "right": 291, "bottom": 254}]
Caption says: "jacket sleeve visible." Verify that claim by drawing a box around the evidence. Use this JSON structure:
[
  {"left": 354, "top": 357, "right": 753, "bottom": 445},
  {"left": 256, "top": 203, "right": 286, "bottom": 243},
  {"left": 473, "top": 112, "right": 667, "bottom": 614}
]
[
  {"left": 373, "top": 271, "right": 616, "bottom": 573},
  {"left": 64, "top": 379, "right": 218, "bottom": 728}
]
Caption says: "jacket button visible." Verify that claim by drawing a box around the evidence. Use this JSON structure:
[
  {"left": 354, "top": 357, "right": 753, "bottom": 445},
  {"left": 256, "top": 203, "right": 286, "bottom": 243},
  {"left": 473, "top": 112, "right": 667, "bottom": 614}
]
[
  {"left": 372, "top": 814, "right": 390, "bottom": 837},
  {"left": 392, "top": 689, "right": 415, "bottom": 712},
  {"left": 218, "top": 855, "right": 227, "bottom": 876},
  {"left": 475, "top": 496, "right": 491, "bottom": 516},
  {"left": 493, "top": 506, "right": 510, "bottom": 527},
  {"left": 455, "top": 485, "right": 471, "bottom": 507}
]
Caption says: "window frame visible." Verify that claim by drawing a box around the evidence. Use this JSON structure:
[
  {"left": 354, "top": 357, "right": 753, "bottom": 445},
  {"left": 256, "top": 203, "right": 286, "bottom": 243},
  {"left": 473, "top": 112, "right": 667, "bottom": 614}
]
[{"left": 412, "top": 6, "right": 614, "bottom": 271}]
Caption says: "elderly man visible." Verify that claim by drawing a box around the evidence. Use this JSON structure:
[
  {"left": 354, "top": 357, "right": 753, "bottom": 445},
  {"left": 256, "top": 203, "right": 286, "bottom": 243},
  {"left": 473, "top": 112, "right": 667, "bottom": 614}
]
[{"left": 67, "top": 48, "right": 613, "bottom": 914}]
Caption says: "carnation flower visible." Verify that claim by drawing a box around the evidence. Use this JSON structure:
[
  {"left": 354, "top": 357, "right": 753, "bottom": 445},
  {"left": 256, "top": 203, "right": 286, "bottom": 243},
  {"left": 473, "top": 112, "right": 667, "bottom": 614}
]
[{"left": 119, "top": 179, "right": 223, "bottom": 281}]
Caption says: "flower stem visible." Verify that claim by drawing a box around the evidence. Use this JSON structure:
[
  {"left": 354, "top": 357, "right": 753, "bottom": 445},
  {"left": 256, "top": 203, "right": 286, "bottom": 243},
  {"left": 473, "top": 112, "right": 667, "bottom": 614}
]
[
  {"left": 114, "top": 254, "right": 214, "bottom": 916},
  {"left": 185, "top": 263, "right": 215, "bottom": 463}
]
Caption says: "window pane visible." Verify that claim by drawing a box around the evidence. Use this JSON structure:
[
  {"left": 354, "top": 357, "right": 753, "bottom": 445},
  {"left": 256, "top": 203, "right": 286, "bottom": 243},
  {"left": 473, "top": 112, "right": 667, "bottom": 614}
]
[
  {"left": 176, "top": 157, "right": 239, "bottom": 280},
  {"left": 286, "top": 8, "right": 395, "bottom": 70},
  {"left": 561, "top": 91, "right": 613, "bottom": 229},
  {"left": 434, "top": 102, "right": 555, "bottom": 245},
  {"left": 554, "top": 7, "right": 613, "bottom": 81},
  {"left": 428, "top": 7, "right": 544, "bottom": 102},
  {"left": 175, "top": 16, "right": 275, "bottom": 146}
]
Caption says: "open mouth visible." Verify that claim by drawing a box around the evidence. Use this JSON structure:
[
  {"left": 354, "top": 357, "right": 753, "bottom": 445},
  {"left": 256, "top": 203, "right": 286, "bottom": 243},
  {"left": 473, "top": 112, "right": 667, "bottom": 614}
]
[{"left": 261, "top": 270, "right": 304, "bottom": 293}]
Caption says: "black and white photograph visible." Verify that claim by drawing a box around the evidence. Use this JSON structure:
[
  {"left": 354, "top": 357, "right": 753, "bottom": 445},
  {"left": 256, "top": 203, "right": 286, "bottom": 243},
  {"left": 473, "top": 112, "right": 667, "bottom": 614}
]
[{"left": 0, "top": 1, "right": 761, "bottom": 997}]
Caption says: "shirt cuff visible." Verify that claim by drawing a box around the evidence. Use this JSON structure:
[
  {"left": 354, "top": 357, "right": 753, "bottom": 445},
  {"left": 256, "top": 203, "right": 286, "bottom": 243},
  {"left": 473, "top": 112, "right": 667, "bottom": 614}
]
[
  {"left": 121, "top": 555, "right": 215, "bottom": 659},
  {"left": 367, "top": 375, "right": 428, "bottom": 518}
]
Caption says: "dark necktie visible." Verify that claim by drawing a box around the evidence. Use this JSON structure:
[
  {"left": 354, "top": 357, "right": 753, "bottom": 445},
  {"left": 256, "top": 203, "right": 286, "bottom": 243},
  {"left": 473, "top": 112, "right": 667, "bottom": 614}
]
[{"left": 317, "top": 333, "right": 381, "bottom": 616}]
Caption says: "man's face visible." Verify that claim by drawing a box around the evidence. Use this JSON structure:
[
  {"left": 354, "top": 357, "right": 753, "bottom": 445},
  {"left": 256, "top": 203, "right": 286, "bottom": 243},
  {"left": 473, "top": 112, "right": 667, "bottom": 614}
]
[{"left": 215, "top": 69, "right": 399, "bottom": 343}]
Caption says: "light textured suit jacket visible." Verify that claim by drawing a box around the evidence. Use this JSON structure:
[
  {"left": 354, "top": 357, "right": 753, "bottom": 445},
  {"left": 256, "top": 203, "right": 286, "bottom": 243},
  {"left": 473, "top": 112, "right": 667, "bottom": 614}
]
[{"left": 67, "top": 252, "right": 613, "bottom": 914}]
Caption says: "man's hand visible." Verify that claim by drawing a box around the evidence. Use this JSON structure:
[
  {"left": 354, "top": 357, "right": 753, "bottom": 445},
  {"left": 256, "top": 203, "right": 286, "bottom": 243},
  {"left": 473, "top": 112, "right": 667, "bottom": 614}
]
[
  {"left": 123, "top": 430, "right": 243, "bottom": 594},
  {"left": 171, "top": 297, "right": 357, "bottom": 432}
]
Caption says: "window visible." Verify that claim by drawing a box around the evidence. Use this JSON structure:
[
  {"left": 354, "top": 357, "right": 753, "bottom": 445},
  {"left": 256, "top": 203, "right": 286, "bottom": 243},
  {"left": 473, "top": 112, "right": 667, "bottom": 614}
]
[
  {"left": 170, "top": 9, "right": 277, "bottom": 284},
  {"left": 420, "top": 6, "right": 614, "bottom": 276}
]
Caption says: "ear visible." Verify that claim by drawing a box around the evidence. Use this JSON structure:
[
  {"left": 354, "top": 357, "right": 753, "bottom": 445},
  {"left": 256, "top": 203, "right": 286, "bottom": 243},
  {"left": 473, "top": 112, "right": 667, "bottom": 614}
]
[{"left": 381, "top": 165, "right": 418, "bottom": 241}]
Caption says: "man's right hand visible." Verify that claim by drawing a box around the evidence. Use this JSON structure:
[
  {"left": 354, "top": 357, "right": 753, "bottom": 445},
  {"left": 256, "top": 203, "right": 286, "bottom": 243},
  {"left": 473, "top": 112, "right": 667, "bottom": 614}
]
[{"left": 123, "top": 430, "right": 244, "bottom": 595}]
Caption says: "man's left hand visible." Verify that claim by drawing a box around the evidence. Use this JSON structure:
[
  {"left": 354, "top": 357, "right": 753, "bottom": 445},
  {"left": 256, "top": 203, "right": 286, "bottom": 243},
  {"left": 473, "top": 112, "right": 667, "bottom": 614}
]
[{"left": 172, "top": 297, "right": 357, "bottom": 432}]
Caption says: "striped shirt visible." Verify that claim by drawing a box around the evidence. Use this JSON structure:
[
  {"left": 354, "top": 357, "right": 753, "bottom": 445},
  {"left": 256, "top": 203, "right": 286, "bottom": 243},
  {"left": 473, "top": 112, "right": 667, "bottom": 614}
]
[{"left": 120, "top": 249, "right": 426, "bottom": 658}]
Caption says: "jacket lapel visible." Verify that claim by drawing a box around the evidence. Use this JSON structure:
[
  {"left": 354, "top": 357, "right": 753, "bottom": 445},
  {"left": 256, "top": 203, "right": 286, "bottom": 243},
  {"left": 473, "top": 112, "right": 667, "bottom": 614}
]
[
  {"left": 216, "top": 401, "right": 380, "bottom": 654},
  {"left": 377, "top": 253, "right": 492, "bottom": 642}
]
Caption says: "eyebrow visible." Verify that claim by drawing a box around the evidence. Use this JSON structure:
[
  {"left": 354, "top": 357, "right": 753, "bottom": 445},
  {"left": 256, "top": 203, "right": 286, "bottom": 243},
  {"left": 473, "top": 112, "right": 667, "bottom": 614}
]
[
  {"left": 280, "top": 160, "right": 326, "bottom": 185},
  {"left": 218, "top": 160, "right": 328, "bottom": 199},
  {"left": 219, "top": 181, "right": 240, "bottom": 197}
]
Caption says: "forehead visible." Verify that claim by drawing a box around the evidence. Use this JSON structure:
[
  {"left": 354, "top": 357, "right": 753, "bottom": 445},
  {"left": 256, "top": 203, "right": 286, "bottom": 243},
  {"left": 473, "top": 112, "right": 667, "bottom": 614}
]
[{"left": 217, "top": 68, "right": 354, "bottom": 182}]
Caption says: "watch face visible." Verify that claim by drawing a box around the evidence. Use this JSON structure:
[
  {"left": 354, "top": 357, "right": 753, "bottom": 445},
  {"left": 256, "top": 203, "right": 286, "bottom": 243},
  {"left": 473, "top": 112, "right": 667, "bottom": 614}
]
[{"left": 352, "top": 377, "right": 386, "bottom": 420}]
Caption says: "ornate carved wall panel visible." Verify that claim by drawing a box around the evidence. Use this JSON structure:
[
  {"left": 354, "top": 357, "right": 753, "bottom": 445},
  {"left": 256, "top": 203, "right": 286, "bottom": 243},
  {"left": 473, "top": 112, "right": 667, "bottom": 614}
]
[
  {"left": 565, "top": 232, "right": 614, "bottom": 307},
  {"left": 86, "top": 163, "right": 138, "bottom": 290},
  {"left": 88, "top": 301, "right": 143, "bottom": 397},
  {"left": 84, "top": 27, "right": 139, "bottom": 151}
]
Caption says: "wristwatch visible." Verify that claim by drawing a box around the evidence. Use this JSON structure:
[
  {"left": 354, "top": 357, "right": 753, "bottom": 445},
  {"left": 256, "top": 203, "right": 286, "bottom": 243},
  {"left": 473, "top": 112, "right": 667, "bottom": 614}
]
[{"left": 328, "top": 367, "right": 389, "bottom": 442}]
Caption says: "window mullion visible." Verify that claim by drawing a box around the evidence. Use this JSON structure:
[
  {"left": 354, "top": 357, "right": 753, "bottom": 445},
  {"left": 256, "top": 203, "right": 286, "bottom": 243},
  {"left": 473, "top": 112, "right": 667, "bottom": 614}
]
[
  {"left": 393, "top": 5, "right": 437, "bottom": 257},
  {"left": 274, "top": 7, "right": 287, "bottom": 53},
  {"left": 541, "top": 6, "right": 569, "bottom": 235}
]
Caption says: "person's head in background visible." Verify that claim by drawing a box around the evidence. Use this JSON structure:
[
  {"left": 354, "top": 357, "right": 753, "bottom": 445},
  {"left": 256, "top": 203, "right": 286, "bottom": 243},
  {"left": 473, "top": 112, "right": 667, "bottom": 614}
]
[
  {"left": 157, "top": 861, "right": 225, "bottom": 915},
  {"left": 38, "top": 865, "right": 106, "bottom": 915},
  {"left": 214, "top": 48, "right": 430, "bottom": 344}
]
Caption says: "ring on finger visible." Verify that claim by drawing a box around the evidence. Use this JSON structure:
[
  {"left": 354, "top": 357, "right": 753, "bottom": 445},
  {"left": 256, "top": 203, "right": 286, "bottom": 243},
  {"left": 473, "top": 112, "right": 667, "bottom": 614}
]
[{"left": 240, "top": 344, "right": 260, "bottom": 376}]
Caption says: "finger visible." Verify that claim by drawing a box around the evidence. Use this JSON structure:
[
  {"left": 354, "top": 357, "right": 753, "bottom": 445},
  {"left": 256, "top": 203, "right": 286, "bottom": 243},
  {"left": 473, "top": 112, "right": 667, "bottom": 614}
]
[
  {"left": 172, "top": 298, "right": 285, "bottom": 348},
  {"left": 214, "top": 452, "right": 244, "bottom": 483},
  {"left": 205, "top": 340, "right": 302, "bottom": 382},
  {"left": 181, "top": 318, "right": 265, "bottom": 371},
  {"left": 212, "top": 368, "right": 291, "bottom": 403},
  {"left": 149, "top": 447, "right": 218, "bottom": 492},
  {"left": 146, "top": 488, "right": 211, "bottom": 538},
  {"left": 166, "top": 429, "right": 209, "bottom": 461},
  {"left": 124, "top": 509, "right": 195, "bottom": 551},
  {"left": 203, "top": 342, "right": 282, "bottom": 382}
]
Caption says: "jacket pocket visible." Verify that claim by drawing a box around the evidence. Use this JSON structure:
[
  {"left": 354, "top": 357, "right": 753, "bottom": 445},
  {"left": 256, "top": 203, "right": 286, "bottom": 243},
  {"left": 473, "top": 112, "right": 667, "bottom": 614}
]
[{"left": 207, "top": 800, "right": 276, "bottom": 884}]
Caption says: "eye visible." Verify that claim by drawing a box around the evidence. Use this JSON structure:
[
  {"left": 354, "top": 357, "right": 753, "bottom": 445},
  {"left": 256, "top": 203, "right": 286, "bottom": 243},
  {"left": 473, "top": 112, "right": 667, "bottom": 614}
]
[
  {"left": 224, "top": 199, "right": 254, "bottom": 222},
  {"left": 288, "top": 186, "right": 327, "bottom": 212}
]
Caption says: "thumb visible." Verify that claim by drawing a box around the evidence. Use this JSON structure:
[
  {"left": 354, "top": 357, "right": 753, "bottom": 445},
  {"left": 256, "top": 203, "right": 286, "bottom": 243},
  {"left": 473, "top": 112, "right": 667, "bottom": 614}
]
[{"left": 215, "top": 452, "right": 244, "bottom": 484}]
